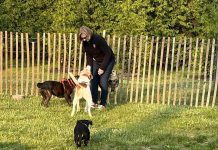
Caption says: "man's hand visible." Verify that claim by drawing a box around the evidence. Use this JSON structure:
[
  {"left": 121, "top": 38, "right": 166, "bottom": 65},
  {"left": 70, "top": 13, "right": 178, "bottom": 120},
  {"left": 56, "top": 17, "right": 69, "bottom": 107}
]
[{"left": 98, "top": 68, "right": 104, "bottom": 75}]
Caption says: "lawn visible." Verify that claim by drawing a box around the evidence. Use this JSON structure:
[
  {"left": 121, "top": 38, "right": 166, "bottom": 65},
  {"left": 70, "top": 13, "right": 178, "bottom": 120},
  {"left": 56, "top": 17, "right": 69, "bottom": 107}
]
[{"left": 0, "top": 95, "right": 218, "bottom": 150}]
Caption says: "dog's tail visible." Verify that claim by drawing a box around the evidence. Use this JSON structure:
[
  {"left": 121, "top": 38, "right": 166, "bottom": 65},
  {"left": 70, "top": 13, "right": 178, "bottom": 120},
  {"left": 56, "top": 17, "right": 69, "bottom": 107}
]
[{"left": 36, "top": 82, "right": 50, "bottom": 90}]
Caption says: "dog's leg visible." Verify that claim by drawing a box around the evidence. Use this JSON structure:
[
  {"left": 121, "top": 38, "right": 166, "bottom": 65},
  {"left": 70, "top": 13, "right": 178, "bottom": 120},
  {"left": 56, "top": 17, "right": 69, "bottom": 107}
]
[
  {"left": 44, "top": 91, "right": 52, "bottom": 107},
  {"left": 83, "top": 89, "right": 93, "bottom": 117},
  {"left": 64, "top": 94, "right": 72, "bottom": 106},
  {"left": 114, "top": 87, "right": 118, "bottom": 105},
  {"left": 71, "top": 96, "right": 78, "bottom": 117}
]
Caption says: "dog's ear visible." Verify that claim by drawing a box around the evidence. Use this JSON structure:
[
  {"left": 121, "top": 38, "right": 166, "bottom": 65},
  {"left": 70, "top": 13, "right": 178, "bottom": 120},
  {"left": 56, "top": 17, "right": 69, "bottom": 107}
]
[{"left": 89, "top": 74, "right": 93, "bottom": 80}]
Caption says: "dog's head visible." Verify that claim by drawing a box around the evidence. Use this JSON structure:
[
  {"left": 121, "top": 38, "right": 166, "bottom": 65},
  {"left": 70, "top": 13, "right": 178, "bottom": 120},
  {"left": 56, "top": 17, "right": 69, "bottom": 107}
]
[
  {"left": 77, "top": 120, "right": 93, "bottom": 127},
  {"left": 109, "top": 70, "right": 119, "bottom": 91},
  {"left": 78, "top": 68, "right": 93, "bottom": 83}
]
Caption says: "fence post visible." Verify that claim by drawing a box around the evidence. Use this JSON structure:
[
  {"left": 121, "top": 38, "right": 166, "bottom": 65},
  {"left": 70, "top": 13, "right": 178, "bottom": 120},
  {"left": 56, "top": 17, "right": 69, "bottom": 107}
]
[
  {"left": 126, "top": 36, "right": 133, "bottom": 101},
  {"left": 178, "top": 37, "right": 187, "bottom": 105},
  {"left": 157, "top": 37, "right": 165, "bottom": 104},
  {"left": 201, "top": 39, "right": 210, "bottom": 107},
  {"left": 195, "top": 39, "right": 204, "bottom": 107},
  {"left": 10, "top": 32, "right": 13, "bottom": 95},
  {"left": 31, "top": 42, "right": 35, "bottom": 96},
  {"left": 73, "top": 33, "right": 78, "bottom": 75},
  {"left": 15, "top": 32, "right": 19, "bottom": 95},
  {"left": 146, "top": 36, "right": 154, "bottom": 104},
  {"left": 206, "top": 39, "right": 215, "bottom": 107},
  {"left": 63, "top": 33, "right": 67, "bottom": 78},
  {"left": 140, "top": 36, "right": 148, "bottom": 103},
  {"left": 5, "top": 31, "right": 8, "bottom": 94},
  {"left": 173, "top": 38, "right": 182, "bottom": 105},
  {"left": 67, "top": 33, "right": 72, "bottom": 78},
  {"left": 184, "top": 38, "right": 192, "bottom": 105},
  {"left": 57, "top": 33, "right": 61, "bottom": 81},
  {"left": 212, "top": 40, "right": 218, "bottom": 107},
  {"left": 167, "top": 37, "right": 176, "bottom": 105},
  {"left": 47, "top": 33, "right": 51, "bottom": 80},
  {"left": 151, "top": 37, "right": 159, "bottom": 104},
  {"left": 162, "top": 37, "right": 170, "bottom": 105},
  {"left": 52, "top": 33, "right": 56, "bottom": 80},
  {"left": 42, "top": 33, "right": 45, "bottom": 82},
  {"left": 135, "top": 35, "right": 143, "bottom": 103},
  {"left": 25, "top": 33, "right": 30, "bottom": 96},
  {"left": 0, "top": 32, "right": 2, "bottom": 95},
  {"left": 130, "top": 36, "right": 137, "bottom": 103},
  {"left": 36, "top": 33, "right": 40, "bottom": 96}
]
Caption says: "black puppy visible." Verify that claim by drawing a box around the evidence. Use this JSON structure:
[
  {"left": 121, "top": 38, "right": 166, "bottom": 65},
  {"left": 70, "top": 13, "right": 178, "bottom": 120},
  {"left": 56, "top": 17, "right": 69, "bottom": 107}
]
[
  {"left": 37, "top": 79, "right": 76, "bottom": 107},
  {"left": 74, "top": 120, "right": 92, "bottom": 148}
]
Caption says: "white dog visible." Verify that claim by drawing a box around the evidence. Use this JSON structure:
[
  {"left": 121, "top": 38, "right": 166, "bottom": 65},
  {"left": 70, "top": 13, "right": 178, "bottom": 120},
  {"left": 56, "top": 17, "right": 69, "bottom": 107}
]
[{"left": 69, "top": 69, "right": 94, "bottom": 117}]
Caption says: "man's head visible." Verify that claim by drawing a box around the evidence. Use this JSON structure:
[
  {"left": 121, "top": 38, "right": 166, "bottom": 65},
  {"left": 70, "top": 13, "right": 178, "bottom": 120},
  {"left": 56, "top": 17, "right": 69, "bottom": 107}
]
[{"left": 79, "top": 26, "right": 93, "bottom": 42}]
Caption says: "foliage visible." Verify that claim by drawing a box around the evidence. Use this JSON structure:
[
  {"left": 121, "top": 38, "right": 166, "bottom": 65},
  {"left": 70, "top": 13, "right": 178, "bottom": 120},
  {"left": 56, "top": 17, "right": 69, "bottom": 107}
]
[{"left": 0, "top": 0, "right": 217, "bottom": 38}]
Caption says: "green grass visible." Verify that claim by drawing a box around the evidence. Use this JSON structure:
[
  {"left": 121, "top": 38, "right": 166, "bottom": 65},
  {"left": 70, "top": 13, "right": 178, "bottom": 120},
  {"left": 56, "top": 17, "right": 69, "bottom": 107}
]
[{"left": 0, "top": 96, "right": 218, "bottom": 150}]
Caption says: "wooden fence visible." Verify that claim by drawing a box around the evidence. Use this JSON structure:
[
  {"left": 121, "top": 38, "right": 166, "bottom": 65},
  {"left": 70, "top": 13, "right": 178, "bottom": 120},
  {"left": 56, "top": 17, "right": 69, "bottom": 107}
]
[{"left": 0, "top": 31, "right": 217, "bottom": 107}]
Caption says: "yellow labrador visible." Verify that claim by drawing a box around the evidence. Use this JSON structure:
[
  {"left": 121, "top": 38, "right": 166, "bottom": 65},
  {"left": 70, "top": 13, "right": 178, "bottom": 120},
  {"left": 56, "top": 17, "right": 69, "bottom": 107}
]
[{"left": 69, "top": 69, "right": 93, "bottom": 117}]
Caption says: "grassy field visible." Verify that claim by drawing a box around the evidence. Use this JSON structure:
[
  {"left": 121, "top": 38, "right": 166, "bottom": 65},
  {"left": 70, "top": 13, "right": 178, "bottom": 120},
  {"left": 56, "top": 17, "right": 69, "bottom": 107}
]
[{"left": 0, "top": 95, "right": 218, "bottom": 150}]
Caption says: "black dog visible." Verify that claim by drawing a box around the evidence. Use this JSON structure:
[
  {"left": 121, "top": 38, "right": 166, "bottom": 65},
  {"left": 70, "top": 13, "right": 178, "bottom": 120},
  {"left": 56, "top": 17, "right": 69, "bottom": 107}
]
[
  {"left": 74, "top": 120, "right": 92, "bottom": 148},
  {"left": 37, "top": 79, "right": 76, "bottom": 107}
]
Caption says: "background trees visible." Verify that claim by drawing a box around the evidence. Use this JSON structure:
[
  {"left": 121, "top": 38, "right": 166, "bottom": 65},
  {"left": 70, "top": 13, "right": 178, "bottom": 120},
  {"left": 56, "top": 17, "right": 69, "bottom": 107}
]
[{"left": 0, "top": 0, "right": 217, "bottom": 38}]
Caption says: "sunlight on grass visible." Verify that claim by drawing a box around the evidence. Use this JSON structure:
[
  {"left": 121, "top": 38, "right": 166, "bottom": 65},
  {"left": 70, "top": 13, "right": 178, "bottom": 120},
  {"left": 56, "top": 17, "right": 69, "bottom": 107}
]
[{"left": 0, "top": 96, "right": 218, "bottom": 149}]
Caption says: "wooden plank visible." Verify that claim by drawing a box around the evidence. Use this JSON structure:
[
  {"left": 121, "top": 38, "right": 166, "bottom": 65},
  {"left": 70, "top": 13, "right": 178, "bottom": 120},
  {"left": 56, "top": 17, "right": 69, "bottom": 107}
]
[
  {"left": 140, "top": 36, "right": 148, "bottom": 103},
  {"left": 41, "top": 33, "right": 45, "bottom": 82},
  {"left": 195, "top": 39, "right": 204, "bottom": 107},
  {"left": 173, "top": 38, "right": 182, "bottom": 105},
  {"left": 31, "top": 42, "right": 35, "bottom": 96},
  {"left": 206, "top": 39, "right": 215, "bottom": 107},
  {"left": 135, "top": 35, "right": 143, "bottom": 103},
  {"left": 16, "top": 32, "right": 19, "bottom": 95},
  {"left": 162, "top": 37, "right": 171, "bottom": 105},
  {"left": 63, "top": 33, "right": 67, "bottom": 78},
  {"left": 184, "top": 38, "right": 193, "bottom": 105},
  {"left": 107, "top": 34, "right": 110, "bottom": 46},
  {"left": 157, "top": 37, "right": 165, "bottom": 104},
  {"left": 130, "top": 36, "right": 137, "bottom": 103},
  {"left": 146, "top": 36, "right": 154, "bottom": 104},
  {"left": 36, "top": 33, "right": 40, "bottom": 96},
  {"left": 201, "top": 39, "right": 210, "bottom": 106},
  {"left": 78, "top": 42, "right": 82, "bottom": 74},
  {"left": 102, "top": 30, "right": 106, "bottom": 38},
  {"left": 67, "top": 33, "right": 72, "bottom": 78},
  {"left": 10, "top": 32, "right": 13, "bottom": 95},
  {"left": 57, "top": 33, "right": 61, "bottom": 81},
  {"left": 73, "top": 33, "right": 78, "bottom": 75},
  {"left": 167, "top": 37, "right": 176, "bottom": 105},
  {"left": 190, "top": 38, "right": 199, "bottom": 107},
  {"left": 21, "top": 33, "right": 24, "bottom": 95},
  {"left": 178, "top": 37, "right": 187, "bottom": 105},
  {"left": 0, "top": 32, "right": 2, "bottom": 94},
  {"left": 25, "top": 33, "right": 30, "bottom": 95},
  {"left": 212, "top": 43, "right": 218, "bottom": 107},
  {"left": 121, "top": 35, "right": 127, "bottom": 87},
  {"left": 83, "top": 53, "right": 87, "bottom": 69},
  {"left": 151, "top": 37, "right": 159, "bottom": 104},
  {"left": 52, "top": 33, "right": 56, "bottom": 80},
  {"left": 126, "top": 36, "right": 133, "bottom": 101},
  {"left": 5, "top": 31, "right": 8, "bottom": 94},
  {"left": 116, "top": 37, "right": 121, "bottom": 65},
  {"left": 47, "top": 33, "right": 51, "bottom": 80}
]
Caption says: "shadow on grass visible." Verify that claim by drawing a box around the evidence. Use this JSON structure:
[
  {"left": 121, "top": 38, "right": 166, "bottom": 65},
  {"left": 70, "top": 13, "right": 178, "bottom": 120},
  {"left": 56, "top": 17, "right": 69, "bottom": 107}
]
[
  {"left": 0, "top": 142, "right": 34, "bottom": 149},
  {"left": 88, "top": 106, "right": 217, "bottom": 150}
]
